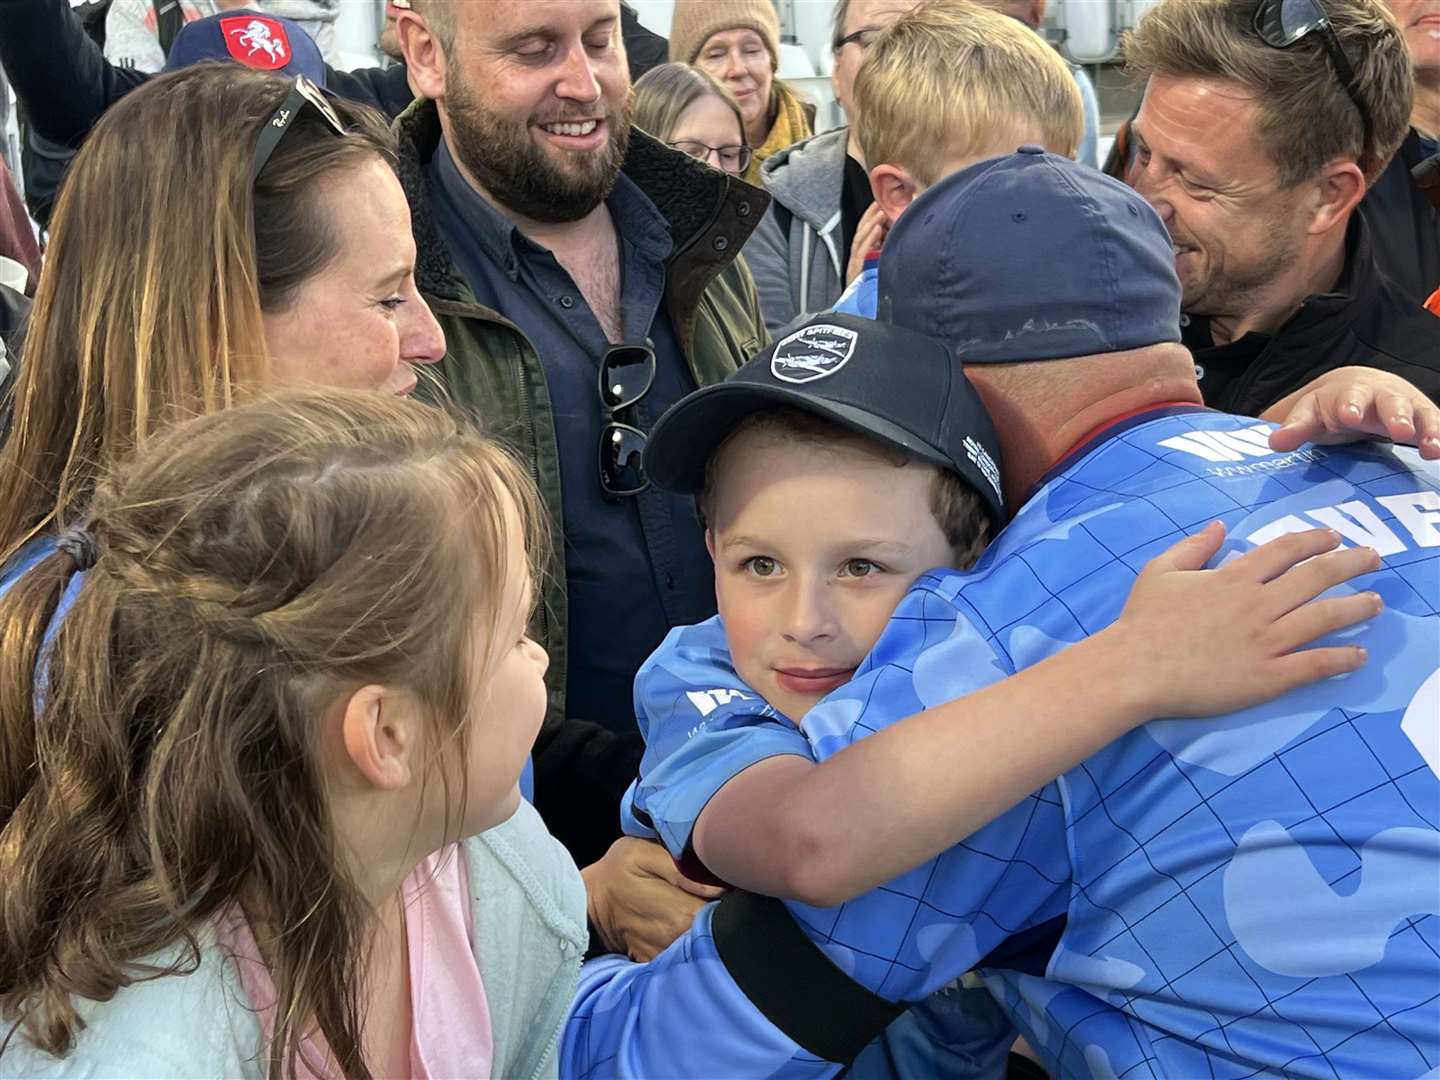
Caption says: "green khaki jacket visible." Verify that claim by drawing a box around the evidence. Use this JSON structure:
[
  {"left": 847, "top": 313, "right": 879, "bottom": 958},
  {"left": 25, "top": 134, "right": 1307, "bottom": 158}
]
[{"left": 394, "top": 98, "right": 771, "bottom": 728}]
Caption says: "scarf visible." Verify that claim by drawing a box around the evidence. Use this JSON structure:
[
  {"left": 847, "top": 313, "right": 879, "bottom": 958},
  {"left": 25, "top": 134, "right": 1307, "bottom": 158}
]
[{"left": 745, "top": 82, "right": 814, "bottom": 185}]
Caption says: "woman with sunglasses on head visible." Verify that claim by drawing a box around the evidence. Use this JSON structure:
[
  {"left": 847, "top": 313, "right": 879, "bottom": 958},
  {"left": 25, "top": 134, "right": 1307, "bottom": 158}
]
[
  {"left": 0, "top": 59, "right": 721, "bottom": 974},
  {"left": 633, "top": 62, "right": 754, "bottom": 178},
  {"left": 0, "top": 63, "right": 446, "bottom": 582}
]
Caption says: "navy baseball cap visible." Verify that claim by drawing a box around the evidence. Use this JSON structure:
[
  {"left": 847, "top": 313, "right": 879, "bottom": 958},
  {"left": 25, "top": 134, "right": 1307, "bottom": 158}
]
[
  {"left": 165, "top": 10, "right": 327, "bottom": 86},
  {"left": 878, "top": 147, "right": 1181, "bottom": 362},
  {"left": 644, "top": 313, "right": 1005, "bottom": 526}
]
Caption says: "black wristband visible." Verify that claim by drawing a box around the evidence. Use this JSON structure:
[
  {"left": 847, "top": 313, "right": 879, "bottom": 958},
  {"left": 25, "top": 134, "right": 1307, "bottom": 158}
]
[{"left": 711, "top": 889, "right": 906, "bottom": 1064}]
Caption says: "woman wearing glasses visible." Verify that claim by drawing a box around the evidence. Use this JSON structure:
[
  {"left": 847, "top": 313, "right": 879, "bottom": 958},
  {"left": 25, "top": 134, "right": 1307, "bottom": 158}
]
[
  {"left": 0, "top": 63, "right": 447, "bottom": 582},
  {"left": 633, "top": 62, "right": 754, "bottom": 177},
  {"left": 668, "top": 0, "right": 815, "bottom": 185}
]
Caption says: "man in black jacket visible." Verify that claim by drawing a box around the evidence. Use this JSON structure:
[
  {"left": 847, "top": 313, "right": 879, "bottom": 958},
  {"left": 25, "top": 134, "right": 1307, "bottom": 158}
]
[
  {"left": 1121, "top": 0, "right": 1440, "bottom": 418},
  {"left": 1366, "top": 0, "right": 1440, "bottom": 303}
]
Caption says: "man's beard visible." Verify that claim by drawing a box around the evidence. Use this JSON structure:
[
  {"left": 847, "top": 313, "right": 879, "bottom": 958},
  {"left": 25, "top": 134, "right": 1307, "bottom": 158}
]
[
  {"left": 446, "top": 68, "right": 632, "bottom": 225},
  {"left": 1179, "top": 203, "right": 1301, "bottom": 318}
]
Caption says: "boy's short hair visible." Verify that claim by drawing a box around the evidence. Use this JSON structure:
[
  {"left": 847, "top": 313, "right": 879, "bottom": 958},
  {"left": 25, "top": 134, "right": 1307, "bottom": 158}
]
[
  {"left": 698, "top": 407, "right": 992, "bottom": 570},
  {"left": 853, "top": 0, "right": 1084, "bottom": 185}
]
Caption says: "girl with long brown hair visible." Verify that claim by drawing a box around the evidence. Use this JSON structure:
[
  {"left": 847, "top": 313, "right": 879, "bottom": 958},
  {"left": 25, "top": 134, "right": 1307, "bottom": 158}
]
[
  {"left": 0, "top": 63, "right": 445, "bottom": 578},
  {"left": 0, "top": 390, "right": 584, "bottom": 1078}
]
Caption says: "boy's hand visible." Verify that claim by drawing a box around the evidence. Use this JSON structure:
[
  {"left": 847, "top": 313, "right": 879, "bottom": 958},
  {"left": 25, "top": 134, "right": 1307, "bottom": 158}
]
[
  {"left": 582, "top": 837, "right": 725, "bottom": 962},
  {"left": 1106, "top": 523, "right": 1380, "bottom": 718},
  {"left": 845, "top": 202, "right": 889, "bottom": 286},
  {"left": 1263, "top": 366, "right": 1440, "bottom": 459}
]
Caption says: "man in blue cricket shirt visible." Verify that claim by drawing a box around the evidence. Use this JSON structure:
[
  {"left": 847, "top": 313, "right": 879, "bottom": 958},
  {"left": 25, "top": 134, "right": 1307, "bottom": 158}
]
[
  {"left": 564, "top": 149, "right": 1439, "bottom": 1079},
  {"left": 826, "top": 148, "right": 1439, "bottom": 1077}
]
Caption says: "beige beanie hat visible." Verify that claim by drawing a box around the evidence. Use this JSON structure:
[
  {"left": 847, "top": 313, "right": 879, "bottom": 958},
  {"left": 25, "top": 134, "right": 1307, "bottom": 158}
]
[{"left": 668, "top": 0, "right": 781, "bottom": 71}]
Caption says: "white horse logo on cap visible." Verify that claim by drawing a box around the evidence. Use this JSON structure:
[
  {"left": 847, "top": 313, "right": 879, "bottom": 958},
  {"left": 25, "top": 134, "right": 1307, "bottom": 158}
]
[
  {"left": 229, "top": 19, "right": 289, "bottom": 63},
  {"left": 770, "top": 324, "right": 859, "bottom": 383}
]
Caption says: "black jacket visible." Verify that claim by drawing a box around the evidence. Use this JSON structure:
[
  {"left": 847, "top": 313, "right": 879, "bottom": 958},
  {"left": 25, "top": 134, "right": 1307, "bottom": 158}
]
[
  {"left": 1184, "top": 215, "right": 1440, "bottom": 416},
  {"left": 0, "top": 282, "right": 30, "bottom": 440},
  {"left": 621, "top": 3, "right": 668, "bottom": 80},
  {"left": 1361, "top": 128, "right": 1440, "bottom": 305}
]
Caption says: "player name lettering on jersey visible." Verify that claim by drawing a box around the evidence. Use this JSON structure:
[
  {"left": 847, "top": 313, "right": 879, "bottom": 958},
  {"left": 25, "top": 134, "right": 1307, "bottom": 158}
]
[{"left": 1246, "top": 489, "right": 1440, "bottom": 554}]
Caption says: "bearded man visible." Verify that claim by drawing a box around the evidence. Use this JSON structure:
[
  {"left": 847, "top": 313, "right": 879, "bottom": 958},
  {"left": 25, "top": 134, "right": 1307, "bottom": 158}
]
[{"left": 394, "top": 0, "right": 768, "bottom": 961}]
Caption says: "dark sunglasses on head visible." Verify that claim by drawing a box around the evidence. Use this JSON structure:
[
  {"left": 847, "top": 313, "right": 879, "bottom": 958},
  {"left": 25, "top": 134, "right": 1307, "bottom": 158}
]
[
  {"left": 1252, "top": 0, "right": 1374, "bottom": 172},
  {"left": 251, "top": 74, "right": 347, "bottom": 183},
  {"left": 597, "top": 342, "right": 656, "bottom": 499}
]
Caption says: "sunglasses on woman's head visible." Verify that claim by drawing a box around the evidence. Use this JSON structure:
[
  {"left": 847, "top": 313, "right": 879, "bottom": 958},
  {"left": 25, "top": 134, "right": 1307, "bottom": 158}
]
[{"left": 251, "top": 74, "right": 347, "bottom": 183}]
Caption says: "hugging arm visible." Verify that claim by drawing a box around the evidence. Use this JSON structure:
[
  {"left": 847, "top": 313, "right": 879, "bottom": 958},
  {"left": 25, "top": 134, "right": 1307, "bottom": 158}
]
[
  {"left": 692, "top": 525, "right": 1378, "bottom": 906},
  {"left": 1266, "top": 366, "right": 1440, "bottom": 458}
]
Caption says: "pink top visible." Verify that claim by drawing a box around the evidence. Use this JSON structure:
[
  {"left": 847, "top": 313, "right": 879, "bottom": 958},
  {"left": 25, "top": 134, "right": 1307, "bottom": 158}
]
[{"left": 216, "top": 844, "right": 495, "bottom": 1079}]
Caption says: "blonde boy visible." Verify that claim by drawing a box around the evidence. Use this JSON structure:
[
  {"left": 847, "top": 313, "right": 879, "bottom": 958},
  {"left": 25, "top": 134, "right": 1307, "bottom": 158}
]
[{"left": 836, "top": 0, "right": 1085, "bottom": 315}]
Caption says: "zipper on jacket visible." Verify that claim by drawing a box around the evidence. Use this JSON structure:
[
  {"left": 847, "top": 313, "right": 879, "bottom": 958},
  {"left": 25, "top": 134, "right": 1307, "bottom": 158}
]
[
  {"left": 527, "top": 950, "right": 583, "bottom": 1080},
  {"left": 799, "top": 224, "right": 812, "bottom": 315}
]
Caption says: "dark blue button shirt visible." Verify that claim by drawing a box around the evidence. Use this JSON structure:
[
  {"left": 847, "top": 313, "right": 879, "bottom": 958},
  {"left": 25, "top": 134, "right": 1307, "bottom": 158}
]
[{"left": 428, "top": 140, "right": 716, "bottom": 732}]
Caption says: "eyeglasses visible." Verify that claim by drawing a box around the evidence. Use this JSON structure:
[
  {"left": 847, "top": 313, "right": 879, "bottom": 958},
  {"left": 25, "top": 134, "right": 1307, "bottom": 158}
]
[
  {"left": 1253, "top": 0, "right": 1374, "bottom": 171},
  {"left": 669, "top": 139, "right": 753, "bottom": 175},
  {"left": 833, "top": 26, "right": 882, "bottom": 51},
  {"left": 251, "top": 74, "right": 346, "bottom": 183},
  {"left": 597, "top": 342, "right": 656, "bottom": 498}
]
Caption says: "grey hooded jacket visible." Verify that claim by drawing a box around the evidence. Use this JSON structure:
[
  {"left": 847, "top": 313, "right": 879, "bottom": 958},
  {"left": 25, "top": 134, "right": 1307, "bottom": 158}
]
[
  {"left": 743, "top": 126, "right": 852, "bottom": 334},
  {"left": 0, "top": 801, "right": 587, "bottom": 1080}
]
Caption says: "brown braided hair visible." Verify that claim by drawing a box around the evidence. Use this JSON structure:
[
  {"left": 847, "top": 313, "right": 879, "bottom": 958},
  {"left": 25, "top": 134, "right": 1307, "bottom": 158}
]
[{"left": 0, "top": 390, "right": 546, "bottom": 1078}]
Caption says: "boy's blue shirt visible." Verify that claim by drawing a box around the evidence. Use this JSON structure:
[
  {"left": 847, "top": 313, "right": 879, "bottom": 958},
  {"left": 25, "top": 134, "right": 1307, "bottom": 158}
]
[
  {"left": 618, "top": 262, "right": 879, "bottom": 851},
  {"left": 832, "top": 258, "right": 879, "bottom": 319},
  {"left": 621, "top": 615, "right": 807, "bottom": 857},
  {"left": 582, "top": 408, "right": 1440, "bottom": 1079}
]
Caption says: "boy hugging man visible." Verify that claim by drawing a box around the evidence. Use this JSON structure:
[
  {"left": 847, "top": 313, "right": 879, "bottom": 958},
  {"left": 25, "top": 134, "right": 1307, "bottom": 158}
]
[
  {"left": 619, "top": 0, "right": 1087, "bottom": 900},
  {"left": 614, "top": 13, "right": 1103, "bottom": 1069},
  {"left": 623, "top": 313, "right": 1003, "bottom": 881},
  {"left": 624, "top": 312, "right": 1008, "bottom": 869},
  {"left": 621, "top": 313, "right": 1021, "bottom": 1078}
]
